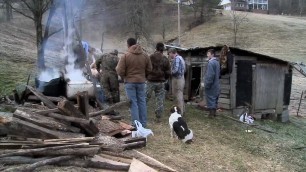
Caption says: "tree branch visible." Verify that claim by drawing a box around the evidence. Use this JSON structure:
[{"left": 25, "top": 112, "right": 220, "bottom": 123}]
[
  {"left": 46, "top": 28, "right": 63, "bottom": 39},
  {"left": 42, "top": 0, "right": 53, "bottom": 13},
  {"left": 4, "top": 0, "right": 35, "bottom": 21},
  {"left": 21, "top": 0, "right": 35, "bottom": 13}
]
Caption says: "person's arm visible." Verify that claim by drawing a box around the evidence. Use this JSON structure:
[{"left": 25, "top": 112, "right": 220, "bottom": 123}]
[
  {"left": 145, "top": 54, "right": 153, "bottom": 78},
  {"left": 204, "top": 62, "right": 216, "bottom": 89},
  {"left": 171, "top": 57, "right": 180, "bottom": 76},
  {"left": 95, "top": 58, "right": 102, "bottom": 73},
  {"left": 164, "top": 56, "right": 171, "bottom": 80},
  {"left": 116, "top": 55, "right": 126, "bottom": 78},
  {"left": 227, "top": 52, "right": 234, "bottom": 74}
]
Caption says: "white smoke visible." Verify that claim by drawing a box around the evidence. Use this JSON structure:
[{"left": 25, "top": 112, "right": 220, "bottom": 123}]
[{"left": 38, "top": 69, "right": 60, "bottom": 82}]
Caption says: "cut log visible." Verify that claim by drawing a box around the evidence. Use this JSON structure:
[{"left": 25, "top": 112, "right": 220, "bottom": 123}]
[
  {"left": 29, "top": 147, "right": 100, "bottom": 156},
  {"left": 129, "top": 158, "right": 157, "bottom": 172},
  {"left": 8, "top": 117, "right": 85, "bottom": 139},
  {"left": 0, "top": 156, "right": 48, "bottom": 165},
  {"left": 27, "top": 95, "right": 63, "bottom": 103},
  {"left": 43, "top": 137, "right": 94, "bottom": 143},
  {"left": 58, "top": 99, "right": 85, "bottom": 118},
  {"left": 0, "top": 112, "right": 13, "bottom": 136},
  {"left": 2, "top": 155, "right": 75, "bottom": 172},
  {"left": 121, "top": 137, "right": 147, "bottom": 144},
  {"left": 35, "top": 108, "right": 60, "bottom": 115},
  {"left": 13, "top": 110, "right": 80, "bottom": 133},
  {"left": 90, "top": 100, "right": 130, "bottom": 117},
  {"left": 26, "top": 86, "right": 57, "bottom": 109},
  {"left": 77, "top": 91, "right": 89, "bottom": 119},
  {"left": 0, "top": 112, "right": 13, "bottom": 124},
  {"left": 0, "top": 143, "right": 89, "bottom": 158},
  {"left": 58, "top": 100, "right": 99, "bottom": 136},
  {"left": 123, "top": 141, "right": 146, "bottom": 150},
  {"left": 42, "top": 112, "right": 90, "bottom": 126},
  {"left": 57, "top": 157, "right": 130, "bottom": 171}
]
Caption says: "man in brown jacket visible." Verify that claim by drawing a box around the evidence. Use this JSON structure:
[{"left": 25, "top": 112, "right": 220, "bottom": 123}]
[
  {"left": 116, "top": 38, "right": 152, "bottom": 127},
  {"left": 146, "top": 42, "right": 171, "bottom": 122}
]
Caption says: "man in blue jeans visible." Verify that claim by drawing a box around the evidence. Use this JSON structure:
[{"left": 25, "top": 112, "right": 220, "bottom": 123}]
[
  {"left": 116, "top": 38, "right": 152, "bottom": 127},
  {"left": 204, "top": 49, "right": 220, "bottom": 118}
]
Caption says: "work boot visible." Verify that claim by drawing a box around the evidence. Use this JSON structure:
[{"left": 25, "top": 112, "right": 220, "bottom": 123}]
[
  {"left": 211, "top": 108, "right": 217, "bottom": 117},
  {"left": 208, "top": 109, "right": 214, "bottom": 118}
]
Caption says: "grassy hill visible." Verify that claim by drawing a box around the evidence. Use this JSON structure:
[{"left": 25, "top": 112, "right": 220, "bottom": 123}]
[{"left": 180, "top": 11, "right": 306, "bottom": 63}]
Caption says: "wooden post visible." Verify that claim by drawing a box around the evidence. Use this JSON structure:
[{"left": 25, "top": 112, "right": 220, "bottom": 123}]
[
  {"left": 58, "top": 100, "right": 99, "bottom": 136},
  {"left": 297, "top": 91, "right": 304, "bottom": 116},
  {"left": 77, "top": 91, "right": 89, "bottom": 119}
]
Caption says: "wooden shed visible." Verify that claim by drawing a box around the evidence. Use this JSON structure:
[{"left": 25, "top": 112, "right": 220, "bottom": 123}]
[{"left": 166, "top": 45, "right": 292, "bottom": 120}]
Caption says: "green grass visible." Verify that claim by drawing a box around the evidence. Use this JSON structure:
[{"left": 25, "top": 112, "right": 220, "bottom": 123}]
[
  {"left": 139, "top": 99, "right": 306, "bottom": 172},
  {"left": 0, "top": 59, "right": 35, "bottom": 96}
]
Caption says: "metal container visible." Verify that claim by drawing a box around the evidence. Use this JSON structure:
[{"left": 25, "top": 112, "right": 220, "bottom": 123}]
[
  {"left": 66, "top": 81, "right": 95, "bottom": 99},
  {"left": 35, "top": 77, "right": 66, "bottom": 97}
]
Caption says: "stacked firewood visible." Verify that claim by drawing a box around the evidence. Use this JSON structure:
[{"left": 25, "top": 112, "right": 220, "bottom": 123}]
[{"left": 0, "top": 86, "right": 176, "bottom": 172}]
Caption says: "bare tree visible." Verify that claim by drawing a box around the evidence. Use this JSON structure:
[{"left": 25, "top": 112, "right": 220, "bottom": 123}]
[
  {"left": 188, "top": 0, "right": 219, "bottom": 29},
  {"left": 299, "top": 0, "right": 305, "bottom": 16},
  {"left": 5, "top": 0, "right": 13, "bottom": 21},
  {"left": 4, "top": 0, "right": 61, "bottom": 70},
  {"left": 229, "top": 10, "right": 248, "bottom": 47},
  {"left": 124, "top": 0, "right": 154, "bottom": 43}
]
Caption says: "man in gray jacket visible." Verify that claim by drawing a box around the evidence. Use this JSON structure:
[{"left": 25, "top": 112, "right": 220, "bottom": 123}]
[{"left": 204, "top": 49, "right": 220, "bottom": 118}]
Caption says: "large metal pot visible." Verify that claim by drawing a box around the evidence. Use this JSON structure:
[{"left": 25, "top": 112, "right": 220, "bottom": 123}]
[
  {"left": 66, "top": 81, "right": 95, "bottom": 99},
  {"left": 35, "top": 77, "right": 66, "bottom": 97}
]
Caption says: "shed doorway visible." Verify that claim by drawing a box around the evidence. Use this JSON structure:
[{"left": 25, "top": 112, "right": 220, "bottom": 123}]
[
  {"left": 190, "top": 66, "right": 202, "bottom": 98},
  {"left": 236, "top": 60, "right": 253, "bottom": 107}
]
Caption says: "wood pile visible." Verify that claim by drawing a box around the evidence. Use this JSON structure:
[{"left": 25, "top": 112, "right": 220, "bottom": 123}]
[{"left": 0, "top": 86, "right": 177, "bottom": 172}]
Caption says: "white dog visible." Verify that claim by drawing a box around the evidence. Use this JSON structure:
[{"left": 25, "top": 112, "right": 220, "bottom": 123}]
[{"left": 169, "top": 106, "right": 193, "bottom": 143}]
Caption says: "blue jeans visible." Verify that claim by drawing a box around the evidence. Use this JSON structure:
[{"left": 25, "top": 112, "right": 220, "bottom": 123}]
[
  {"left": 125, "top": 83, "right": 147, "bottom": 127},
  {"left": 97, "top": 85, "right": 106, "bottom": 103}
]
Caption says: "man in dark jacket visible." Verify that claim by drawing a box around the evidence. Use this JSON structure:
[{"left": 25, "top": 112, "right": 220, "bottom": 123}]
[
  {"left": 116, "top": 38, "right": 152, "bottom": 127},
  {"left": 204, "top": 49, "right": 220, "bottom": 118},
  {"left": 146, "top": 42, "right": 171, "bottom": 122}
]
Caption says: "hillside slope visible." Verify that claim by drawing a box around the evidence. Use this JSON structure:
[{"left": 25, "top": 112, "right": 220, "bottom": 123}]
[
  {"left": 0, "top": 18, "right": 36, "bottom": 95},
  {"left": 180, "top": 11, "right": 306, "bottom": 62}
]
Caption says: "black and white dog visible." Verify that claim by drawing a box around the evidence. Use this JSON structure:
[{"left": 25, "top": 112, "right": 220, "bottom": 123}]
[{"left": 169, "top": 106, "right": 193, "bottom": 143}]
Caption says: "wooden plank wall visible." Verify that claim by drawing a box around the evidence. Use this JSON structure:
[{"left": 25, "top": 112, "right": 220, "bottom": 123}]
[
  {"left": 218, "top": 75, "right": 231, "bottom": 109},
  {"left": 253, "top": 63, "right": 287, "bottom": 113}
]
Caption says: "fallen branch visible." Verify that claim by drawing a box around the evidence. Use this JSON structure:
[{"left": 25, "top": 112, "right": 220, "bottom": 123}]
[
  {"left": 0, "top": 156, "right": 49, "bottom": 165},
  {"left": 42, "top": 112, "right": 91, "bottom": 125},
  {"left": 219, "top": 114, "right": 278, "bottom": 134},
  {"left": 0, "top": 143, "right": 88, "bottom": 158},
  {"left": 89, "top": 101, "right": 130, "bottom": 117},
  {"left": 292, "top": 146, "right": 306, "bottom": 150},
  {"left": 2, "top": 155, "right": 75, "bottom": 172}
]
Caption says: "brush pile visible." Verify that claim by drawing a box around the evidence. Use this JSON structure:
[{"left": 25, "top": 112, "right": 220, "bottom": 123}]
[{"left": 0, "top": 86, "right": 176, "bottom": 172}]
